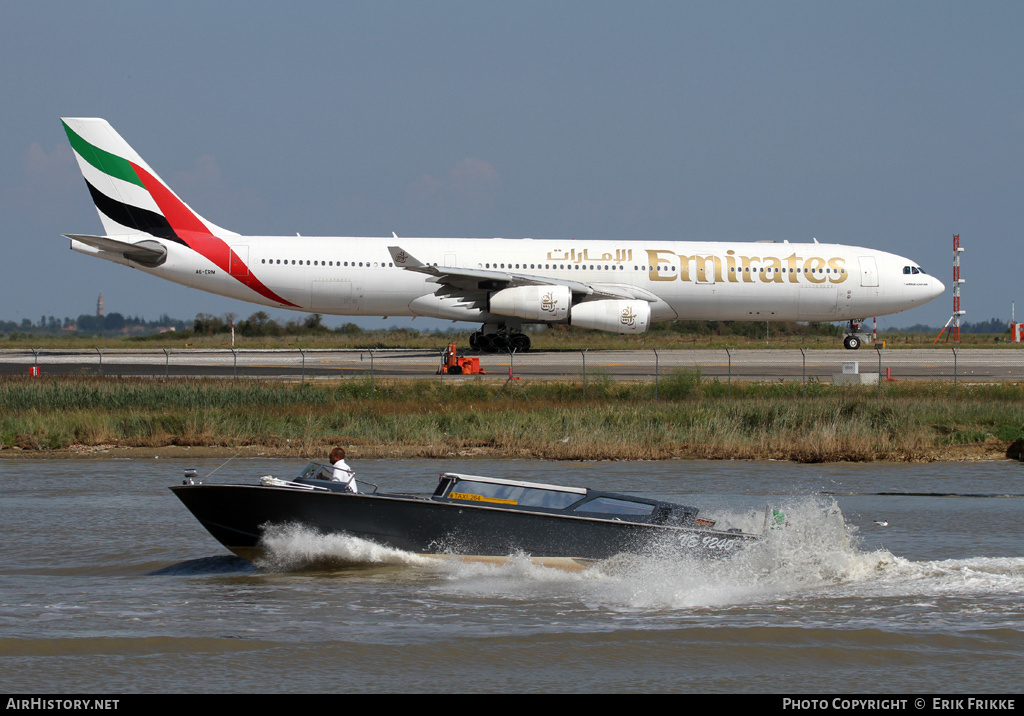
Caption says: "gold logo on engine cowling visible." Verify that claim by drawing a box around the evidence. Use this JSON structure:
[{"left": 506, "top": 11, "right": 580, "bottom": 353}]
[
  {"left": 541, "top": 291, "right": 558, "bottom": 313},
  {"left": 620, "top": 306, "right": 637, "bottom": 327}
]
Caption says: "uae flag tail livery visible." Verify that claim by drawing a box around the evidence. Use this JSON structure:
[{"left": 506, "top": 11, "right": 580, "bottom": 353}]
[{"left": 61, "top": 118, "right": 296, "bottom": 307}]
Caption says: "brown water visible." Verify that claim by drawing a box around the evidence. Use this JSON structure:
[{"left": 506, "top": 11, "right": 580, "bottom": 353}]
[{"left": 2, "top": 458, "right": 1022, "bottom": 693}]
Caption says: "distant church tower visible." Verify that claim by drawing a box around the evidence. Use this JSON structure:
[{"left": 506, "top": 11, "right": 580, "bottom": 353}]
[{"left": 97, "top": 293, "right": 104, "bottom": 317}]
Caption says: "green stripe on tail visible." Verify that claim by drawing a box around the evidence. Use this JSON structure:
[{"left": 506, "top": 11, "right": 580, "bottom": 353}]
[{"left": 61, "top": 120, "right": 144, "bottom": 188}]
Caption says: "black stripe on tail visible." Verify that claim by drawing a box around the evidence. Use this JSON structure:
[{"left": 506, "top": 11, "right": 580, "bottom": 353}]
[{"left": 85, "top": 180, "right": 184, "bottom": 244}]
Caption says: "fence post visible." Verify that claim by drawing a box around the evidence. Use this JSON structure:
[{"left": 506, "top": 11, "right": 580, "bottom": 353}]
[
  {"left": 96, "top": 348, "right": 103, "bottom": 376},
  {"left": 581, "top": 349, "right": 587, "bottom": 401},
  {"left": 163, "top": 348, "right": 170, "bottom": 379},
  {"left": 300, "top": 349, "right": 307, "bottom": 386},
  {"left": 232, "top": 349, "right": 238, "bottom": 379},
  {"left": 370, "top": 349, "right": 375, "bottom": 400},
  {"left": 876, "top": 342, "right": 883, "bottom": 399},
  {"left": 653, "top": 348, "right": 660, "bottom": 402},
  {"left": 438, "top": 348, "right": 446, "bottom": 405},
  {"left": 952, "top": 347, "right": 958, "bottom": 400},
  {"left": 726, "top": 348, "right": 733, "bottom": 398},
  {"left": 492, "top": 348, "right": 529, "bottom": 403},
  {"left": 800, "top": 347, "right": 807, "bottom": 397}
]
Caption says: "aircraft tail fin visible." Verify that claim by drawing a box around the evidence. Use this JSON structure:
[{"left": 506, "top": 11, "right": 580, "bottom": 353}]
[
  {"left": 61, "top": 118, "right": 298, "bottom": 308},
  {"left": 60, "top": 117, "right": 235, "bottom": 242}
]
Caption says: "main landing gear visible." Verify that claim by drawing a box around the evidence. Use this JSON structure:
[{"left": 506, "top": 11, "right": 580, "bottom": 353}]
[
  {"left": 843, "top": 319, "right": 870, "bottom": 350},
  {"left": 469, "top": 328, "right": 531, "bottom": 353}
]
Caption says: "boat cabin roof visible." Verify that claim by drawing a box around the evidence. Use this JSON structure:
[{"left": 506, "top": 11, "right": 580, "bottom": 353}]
[
  {"left": 439, "top": 472, "right": 587, "bottom": 495},
  {"left": 432, "top": 472, "right": 702, "bottom": 527},
  {"left": 287, "top": 463, "right": 706, "bottom": 528}
]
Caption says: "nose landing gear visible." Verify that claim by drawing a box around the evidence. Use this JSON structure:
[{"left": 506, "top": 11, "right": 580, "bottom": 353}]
[{"left": 843, "top": 320, "right": 870, "bottom": 350}]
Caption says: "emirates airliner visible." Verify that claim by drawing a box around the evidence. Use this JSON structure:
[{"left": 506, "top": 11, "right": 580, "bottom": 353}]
[{"left": 62, "top": 118, "right": 944, "bottom": 351}]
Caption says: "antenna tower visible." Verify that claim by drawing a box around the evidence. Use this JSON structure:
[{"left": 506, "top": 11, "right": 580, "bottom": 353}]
[{"left": 934, "top": 234, "right": 964, "bottom": 343}]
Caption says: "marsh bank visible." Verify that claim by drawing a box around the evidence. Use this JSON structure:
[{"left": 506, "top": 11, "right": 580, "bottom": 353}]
[{"left": 3, "top": 376, "right": 1023, "bottom": 463}]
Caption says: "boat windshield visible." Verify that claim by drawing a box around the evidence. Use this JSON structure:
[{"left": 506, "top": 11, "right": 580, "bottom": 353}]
[
  {"left": 443, "top": 477, "right": 583, "bottom": 510},
  {"left": 296, "top": 462, "right": 331, "bottom": 481}
]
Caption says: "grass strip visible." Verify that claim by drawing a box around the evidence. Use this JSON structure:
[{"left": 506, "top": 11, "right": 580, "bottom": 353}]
[{"left": 2, "top": 375, "right": 1022, "bottom": 462}]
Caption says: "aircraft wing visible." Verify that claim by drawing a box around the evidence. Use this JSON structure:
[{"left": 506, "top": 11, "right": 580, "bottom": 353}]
[{"left": 387, "top": 245, "right": 658, "bottom": 302}]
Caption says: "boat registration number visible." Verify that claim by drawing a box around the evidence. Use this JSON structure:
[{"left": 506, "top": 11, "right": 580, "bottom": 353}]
[{"left": 449, "top": 491, "right": 518, "bottom": 506}]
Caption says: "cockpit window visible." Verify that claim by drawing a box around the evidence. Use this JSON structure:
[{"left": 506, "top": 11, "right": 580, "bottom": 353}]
[{"left": 903, "top": 266, "right": 925, "bottom": 275}]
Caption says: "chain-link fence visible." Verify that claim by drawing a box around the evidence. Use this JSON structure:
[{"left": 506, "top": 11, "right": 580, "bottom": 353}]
[{"left": 3, "top": 347, "right": 1021, "bottom": 399}]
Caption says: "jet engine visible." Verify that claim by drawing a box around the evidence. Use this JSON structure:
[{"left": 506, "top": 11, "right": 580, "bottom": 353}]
[
  {"left": 489, "top": 285, "right": 571, "bottom": 322},
  {"left": 570, "top": 299, "right": 651, "bottom": 334}
]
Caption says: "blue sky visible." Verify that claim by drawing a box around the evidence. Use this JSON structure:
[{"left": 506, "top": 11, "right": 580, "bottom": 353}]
[{"left": 3, "top": 2, "right": 1022, "bottom": 331}]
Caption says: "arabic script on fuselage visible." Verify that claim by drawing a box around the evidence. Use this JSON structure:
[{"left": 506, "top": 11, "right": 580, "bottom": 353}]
[{"left": 543, "top": 247, "right": 850, "bottom": 285}]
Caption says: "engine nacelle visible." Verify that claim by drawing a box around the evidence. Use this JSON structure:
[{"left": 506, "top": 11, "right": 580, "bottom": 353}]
[
  {"left": 570, "top": 299, "right": 651, "bottom": 334},
  {"left": 489, "top": 285, "right": 571, "bottom": 322}
]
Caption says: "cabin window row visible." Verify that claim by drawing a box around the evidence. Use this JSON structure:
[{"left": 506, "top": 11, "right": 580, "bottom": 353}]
[
  {"left": 260, "top": 259, "right": 398, "bottom": 267},
  {"left": 477, "top": 263, "right": 846, "bottom": 275},
  {"left": 631, "top": 266, "right": 846, "bottom": 274},
  {"left": 256, "top": 259, "right": 845, "bottom": 276},
  {"left": 726, "top": 267, "right": 846, "bottom": 274},
  {"left": 483, "top": 263, "right": 625, "bottom": 271}
]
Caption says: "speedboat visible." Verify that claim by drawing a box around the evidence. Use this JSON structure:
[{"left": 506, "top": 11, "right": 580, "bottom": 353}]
[{"left": 171, "top": 462, "right": 763, "bottom": 568}]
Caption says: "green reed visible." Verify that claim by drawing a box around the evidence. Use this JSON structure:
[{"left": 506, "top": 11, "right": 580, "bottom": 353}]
[{"left": 2, "top": 375, "right": 1023, "bottom": 461}]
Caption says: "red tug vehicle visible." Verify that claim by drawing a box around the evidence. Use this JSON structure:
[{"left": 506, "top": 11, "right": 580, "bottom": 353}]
[{"left": 438, "top": 343, "right": 486, "bottom": 375}]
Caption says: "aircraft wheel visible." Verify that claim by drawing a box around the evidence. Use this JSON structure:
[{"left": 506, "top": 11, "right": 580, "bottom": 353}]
[
  {"left": 469, "top": 332, "right": 479, "bottom": 350},
  {"left": 843, "top": 335, "right": 861, "bottom": 350},
  {"left": 509, "top": 333, "right": 531, "bottom": 353},
  {"left": 476, "top": 333, "right": 494, "bottom": 352},
  {"left": 490, "top": 333, "right": 510, "bottom": 352}
]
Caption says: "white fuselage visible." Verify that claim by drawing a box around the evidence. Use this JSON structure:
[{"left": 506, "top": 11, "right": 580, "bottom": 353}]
[{"left": 74, "top": 235, "right": 944, "bottom": 325}]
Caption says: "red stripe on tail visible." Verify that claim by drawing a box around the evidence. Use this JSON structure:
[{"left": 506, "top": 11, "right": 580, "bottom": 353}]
[{"left": 130, "top": 163, "right": 299, "bottom": 308}]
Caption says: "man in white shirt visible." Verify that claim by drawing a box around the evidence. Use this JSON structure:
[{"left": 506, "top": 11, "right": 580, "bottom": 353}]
[{"left": 328, "top": 447, "right": 358, "bottom": 493}]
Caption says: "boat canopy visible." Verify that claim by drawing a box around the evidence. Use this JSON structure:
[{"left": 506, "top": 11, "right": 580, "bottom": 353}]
[
  {"left": 433, "top": 472, "right": 697, "bottom": 524},
  {"left": 435, "top": 472, "right": 585, "bottom": 510},
  {"left": 440, "top": 472, "right": 586, "bottom": 494}
]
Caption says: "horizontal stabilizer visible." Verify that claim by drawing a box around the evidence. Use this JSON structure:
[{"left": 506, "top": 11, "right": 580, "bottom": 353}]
[{"left": 65, "top": 234, "right": 167, "bottom": 267}]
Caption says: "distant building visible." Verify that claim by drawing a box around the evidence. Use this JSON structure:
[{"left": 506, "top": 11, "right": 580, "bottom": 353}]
[{"left": 97, "top": 293, "right": 104, "bottom": 317}]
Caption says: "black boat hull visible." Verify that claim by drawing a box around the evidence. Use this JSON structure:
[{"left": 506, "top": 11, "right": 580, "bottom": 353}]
[{"left": 170, "top": 484, "right": 755, "bottom": 564}]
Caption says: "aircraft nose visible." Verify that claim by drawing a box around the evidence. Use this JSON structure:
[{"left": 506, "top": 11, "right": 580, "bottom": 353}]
[{"left": 930, "top": 275, "right": 946, "bottom": 299}]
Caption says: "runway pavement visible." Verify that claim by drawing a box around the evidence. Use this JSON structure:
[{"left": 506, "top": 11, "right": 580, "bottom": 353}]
[{"left": 2, "top": 347, "right": 1022, "bottom": 383}]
